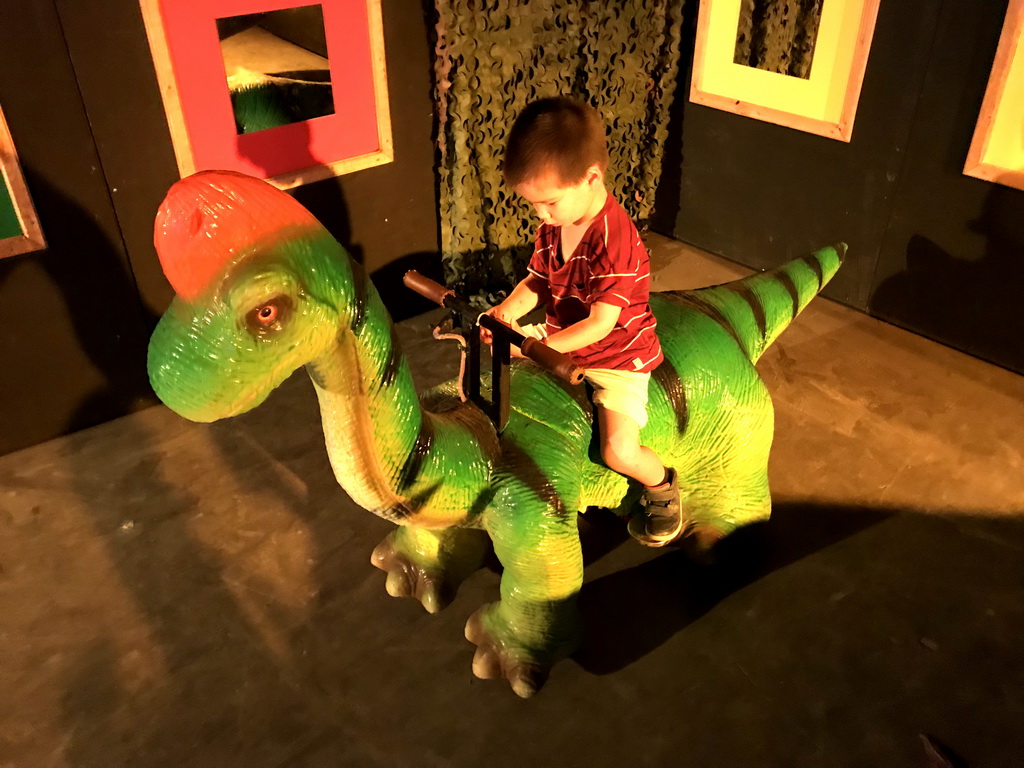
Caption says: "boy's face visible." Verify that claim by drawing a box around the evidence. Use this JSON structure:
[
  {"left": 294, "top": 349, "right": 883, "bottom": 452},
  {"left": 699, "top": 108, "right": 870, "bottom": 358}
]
[{"left": 514, "top": 166, "right": 604, "bottom": 228}]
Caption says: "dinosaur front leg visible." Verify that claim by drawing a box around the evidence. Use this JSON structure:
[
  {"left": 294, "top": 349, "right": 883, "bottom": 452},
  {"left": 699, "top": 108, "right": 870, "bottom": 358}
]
[
  {"left": 371, "top": 525, "right": 490, "bottom": 614},
  {"left": 466, "top": 490, "right": 584, "bottom": 698}
]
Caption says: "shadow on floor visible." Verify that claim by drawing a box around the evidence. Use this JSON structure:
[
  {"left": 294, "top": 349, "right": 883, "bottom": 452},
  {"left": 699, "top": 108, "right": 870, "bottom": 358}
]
[{"left": 575, "top": 500, "right": 892, "bottom": 675}]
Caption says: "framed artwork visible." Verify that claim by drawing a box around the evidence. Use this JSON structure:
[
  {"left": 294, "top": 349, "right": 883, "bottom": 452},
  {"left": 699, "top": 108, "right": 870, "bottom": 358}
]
[
  {"left": 0, "top": 105, "right": 45, "bottom": 259},
  {"left": 140, "top": 0, "right": 393, "bottom": 189},
  {"left": 689, "top": 0, "right": 881, "bottom": 142},
  {"left": 964, "top": 0, "right": 1024, "bottom": 191}
]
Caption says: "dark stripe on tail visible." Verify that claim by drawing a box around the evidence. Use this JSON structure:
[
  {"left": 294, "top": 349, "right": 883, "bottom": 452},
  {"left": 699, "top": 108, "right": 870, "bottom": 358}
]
[
  {"left": 774, "top": 270, "right": 801, "bottom": 319},
  {"left": 722, "top": 282, "right": 767, "bottom": 338},
  {"left": 800, "top": 254, "right": 824, "bottom": 290},
  {"left": 661, "top": 291, "right": 746, "bottom": 351},
  {"left": 652, "top": 360, "right": 688, "bottom": 436}
]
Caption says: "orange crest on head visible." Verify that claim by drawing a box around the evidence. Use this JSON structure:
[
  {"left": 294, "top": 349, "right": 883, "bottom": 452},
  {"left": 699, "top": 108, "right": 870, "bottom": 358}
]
[{"left": 154, "top": 170, "right": 322, "bottom": 301}]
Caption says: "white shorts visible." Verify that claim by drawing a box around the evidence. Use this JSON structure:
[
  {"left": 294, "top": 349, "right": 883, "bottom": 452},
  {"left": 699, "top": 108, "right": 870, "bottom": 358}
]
[{"left": 519, "top": 323, "right": 651, "bottom": 428}]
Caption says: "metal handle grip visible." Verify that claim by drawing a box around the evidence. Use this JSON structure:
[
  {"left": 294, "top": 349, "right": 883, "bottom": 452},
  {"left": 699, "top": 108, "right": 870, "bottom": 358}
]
[
  {"left": 403, "top": 270, "right": 453, "bottom": 306},
  {"left": 520, "top": 338, "right": 585, "bottom": 385}
]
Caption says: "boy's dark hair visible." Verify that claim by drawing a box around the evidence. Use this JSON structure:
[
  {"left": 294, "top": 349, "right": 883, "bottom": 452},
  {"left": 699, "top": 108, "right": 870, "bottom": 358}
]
[{"left": 503, "top": 97, "right": 608, "bottom": 187}]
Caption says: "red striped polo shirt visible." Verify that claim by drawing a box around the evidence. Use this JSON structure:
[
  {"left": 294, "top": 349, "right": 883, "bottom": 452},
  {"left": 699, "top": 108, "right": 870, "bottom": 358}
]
[{"left": 526, "top": 194, "right": 663, "bottom": 372}]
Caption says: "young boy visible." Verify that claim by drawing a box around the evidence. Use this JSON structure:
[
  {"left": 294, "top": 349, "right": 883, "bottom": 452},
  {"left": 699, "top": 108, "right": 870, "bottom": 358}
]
[{"left": 484, "top": 97, "right": 682, "bottom": 546}]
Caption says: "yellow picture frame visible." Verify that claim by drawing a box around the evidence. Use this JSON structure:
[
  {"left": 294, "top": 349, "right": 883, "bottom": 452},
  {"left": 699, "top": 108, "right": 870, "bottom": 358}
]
[
  {"left": 689, "top": 0, "right": 881, "bottom": 142},
  {"left": 0, "top": 105, "right": 45, "bottom": 260},
  {"left": 964, "top": 0, "right": 1024, "bottom": 191}
]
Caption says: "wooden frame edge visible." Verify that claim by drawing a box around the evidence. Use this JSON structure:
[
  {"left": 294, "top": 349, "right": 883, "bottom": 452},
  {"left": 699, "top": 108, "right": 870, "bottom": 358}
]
[
  {"left": 964, "top": 0, "right": 1024, "bottom": 191},
  {"left": 139, "top": 0, "right": 197, "bottom": 178},
  {"left": 273, "top": 0, "right": 393, "bottom": 188},
  {"left": 836, "top": 0, "right": 881, "bottom": 142},
  {"left": 365, "top": 0, "right": 394, "bottom": 165},
  {"left": 689, "top": 0, "right": 880, "bottom": 143},
  {"left": 0, "top": 107, "right": 46, "bottom": 260},
  {"left": 269, "top": 146, "right": 393, "bottom": 189},
  {"left": 689, "top": 89, "right": 847, "bottom": 140}
]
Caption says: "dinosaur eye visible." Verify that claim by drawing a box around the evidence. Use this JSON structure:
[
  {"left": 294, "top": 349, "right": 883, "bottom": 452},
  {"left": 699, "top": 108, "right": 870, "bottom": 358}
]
[
  {"left": 245, "top": 296, "right": 293, "bottom": 336},
  {"left": 257, "top": 305, "right": 277, "bottom": 324}
]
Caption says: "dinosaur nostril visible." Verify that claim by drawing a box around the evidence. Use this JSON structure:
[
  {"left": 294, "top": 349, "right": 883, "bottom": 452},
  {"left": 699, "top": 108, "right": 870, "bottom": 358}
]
[{"left": 188, "top": 209, "right": 204, "bottom": 236}]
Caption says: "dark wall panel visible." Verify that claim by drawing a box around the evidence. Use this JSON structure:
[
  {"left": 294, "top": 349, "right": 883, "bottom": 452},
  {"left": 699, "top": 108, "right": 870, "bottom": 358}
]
[
  {"left": 652, "top": 1, "right": 946, "bottom": 309},
  {"left": 869, "top": 0, "right": 1024, "bottom": 373},
  {"left": 0, "top": 0, "right": 155, "bottom": 456},
  {"left": 654, "top": 0, "right": 1024, "bottom": 375}
]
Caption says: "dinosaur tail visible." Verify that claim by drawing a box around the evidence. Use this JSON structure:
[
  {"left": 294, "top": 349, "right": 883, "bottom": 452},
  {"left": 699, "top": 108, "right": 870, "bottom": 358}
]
[{"left": 666, "top": 243, "right": 846, "bottom": 364}]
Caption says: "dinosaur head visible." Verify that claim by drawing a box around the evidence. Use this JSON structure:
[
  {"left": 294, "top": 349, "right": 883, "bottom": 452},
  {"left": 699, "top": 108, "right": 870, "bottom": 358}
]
[{"left": 147, "top": 170, "right": 350, "bottom": 422}]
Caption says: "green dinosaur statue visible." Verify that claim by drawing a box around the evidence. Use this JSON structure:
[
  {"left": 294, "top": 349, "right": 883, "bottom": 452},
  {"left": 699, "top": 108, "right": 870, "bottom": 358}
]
[{"left": 148, "top": 170, "right": 844, "bottom": 698}]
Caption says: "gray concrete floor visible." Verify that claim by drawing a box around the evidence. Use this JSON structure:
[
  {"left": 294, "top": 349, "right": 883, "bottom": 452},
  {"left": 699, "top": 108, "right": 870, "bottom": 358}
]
[{"left": 1, "top": 234, "right": 1022, "bottom": 767}]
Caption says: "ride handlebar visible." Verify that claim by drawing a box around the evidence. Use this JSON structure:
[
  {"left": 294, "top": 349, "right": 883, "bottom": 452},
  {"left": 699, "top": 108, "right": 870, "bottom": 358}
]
[{"left": 403, "top": 270, "right": 585, "bottom": 386}]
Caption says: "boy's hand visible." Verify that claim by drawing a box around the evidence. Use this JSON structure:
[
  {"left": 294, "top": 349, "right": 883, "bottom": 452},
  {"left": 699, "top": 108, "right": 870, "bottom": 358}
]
[{"left": 480, "top": 303, "right": 518, "bottom": 346}]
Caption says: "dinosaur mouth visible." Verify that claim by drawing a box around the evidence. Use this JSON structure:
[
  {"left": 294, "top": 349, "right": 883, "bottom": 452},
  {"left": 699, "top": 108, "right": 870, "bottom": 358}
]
[{"left": 147, "top": 302, "right": 277, "bottom": 423}]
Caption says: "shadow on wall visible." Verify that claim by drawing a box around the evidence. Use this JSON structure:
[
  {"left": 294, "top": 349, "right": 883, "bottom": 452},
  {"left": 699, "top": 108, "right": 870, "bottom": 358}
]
[
  {"left": 295, "top": 174, "right": 445, "bottom": 323},
  {"left": 249, "top": 120, "right": 445, "bottom": 324},
  {"left": 0, "top": 169, "right": 158, "bottom": 454},
  {"left": 649, "top": 0, "right": 700, "bottom": 237},
  {"left": 870, "top": 181, "right": 1024, "bottom": 374}
]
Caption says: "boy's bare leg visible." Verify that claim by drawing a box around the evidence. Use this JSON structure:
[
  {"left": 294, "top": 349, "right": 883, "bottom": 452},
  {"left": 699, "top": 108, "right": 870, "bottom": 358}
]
[
  {"left": 597, "top": 407, "right": 684, "bottom": 546},
  {"left": 596, "top": 407, "right": 663, "bottom": 486}
]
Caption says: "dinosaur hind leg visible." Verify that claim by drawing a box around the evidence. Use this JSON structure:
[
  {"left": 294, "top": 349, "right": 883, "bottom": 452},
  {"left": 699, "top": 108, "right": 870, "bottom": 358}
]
[
  {"left": 679, "top": 472, "right": 772, "bottom": 564},
  {"left": 371, "top": 525, "right": 490, "bottom": 614}
]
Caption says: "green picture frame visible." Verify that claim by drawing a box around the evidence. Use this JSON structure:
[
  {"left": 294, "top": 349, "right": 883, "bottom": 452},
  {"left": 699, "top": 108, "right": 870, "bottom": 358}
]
[{"left": 0, "top": 104, "right": 45, "bottom": 259}]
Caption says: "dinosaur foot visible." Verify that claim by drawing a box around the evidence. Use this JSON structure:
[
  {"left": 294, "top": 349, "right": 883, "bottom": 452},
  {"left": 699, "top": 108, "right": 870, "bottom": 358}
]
[
  {"left": 464, "top": 602, "right": 579, "bottom": 698},
  {"left": 371, "top": 540, "right": 453, "bottom": 614},
  {"left": 370, "top": 527, "right": 489, "bottom": 614}
]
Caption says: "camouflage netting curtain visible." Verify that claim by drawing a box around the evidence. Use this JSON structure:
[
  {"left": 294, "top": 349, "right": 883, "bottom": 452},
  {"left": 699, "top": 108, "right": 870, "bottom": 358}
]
[
  {"left": 734, "top": 0, "right": 823, "bottom": 80},
  {"left": 433, "top": 1, "right": 686, "bottom": 304}
]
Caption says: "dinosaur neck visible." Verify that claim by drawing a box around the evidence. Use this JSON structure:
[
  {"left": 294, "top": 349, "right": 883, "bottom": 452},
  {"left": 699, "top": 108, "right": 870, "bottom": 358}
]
[{"left": 305, "top": 269, "right": 495, "bottom": 525}]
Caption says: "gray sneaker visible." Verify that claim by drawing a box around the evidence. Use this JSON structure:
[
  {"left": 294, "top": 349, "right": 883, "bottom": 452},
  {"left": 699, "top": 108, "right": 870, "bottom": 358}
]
[{"left": 629, "top": 468, "right": 684, "bottom": 547}]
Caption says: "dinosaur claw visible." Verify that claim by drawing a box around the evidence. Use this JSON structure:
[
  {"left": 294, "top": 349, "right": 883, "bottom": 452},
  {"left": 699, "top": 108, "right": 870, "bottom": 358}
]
[
  {"left": 371, "top": 528, "right": 489, "bottom": 614},
  {"left": 369, "top": 540, "right": 391, "bottom": 569},
  {"left": 471, "top": 647, "right": 503, "bottom": 679},
  {"left": 680, "top": 524, "right": 728, "bottom": 567},
  {"left": 509, "top": 665, "right": 548, "bottom": 699},
  {"left": 384, "top": 569, "right": 412, "bottom": 598},
  {"left": 464, "top": 610, "right": 485, "bottom": 644},
  {"left": 464, "top": 603, "right": 569, "bottom": 697},
  {"left": 419, "top": 585, "right": 446, "bottom": 615}
]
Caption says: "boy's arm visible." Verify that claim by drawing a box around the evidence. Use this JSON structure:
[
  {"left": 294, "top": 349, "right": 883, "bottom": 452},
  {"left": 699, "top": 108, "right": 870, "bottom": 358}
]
[
  {"left": 542, "top": 302, "right": 622, "bottom": 354},
  {"left": 490, "top": 273, "right": 549, "bottom": 323},
  {"left": 482, "top": 274, "right": 550, "bottom": 346}
]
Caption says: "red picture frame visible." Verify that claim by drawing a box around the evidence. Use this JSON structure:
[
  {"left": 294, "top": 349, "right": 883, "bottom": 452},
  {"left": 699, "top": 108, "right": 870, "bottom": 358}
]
[{"left": 141, "top": 0, "right": 393, "bottom": 188}]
